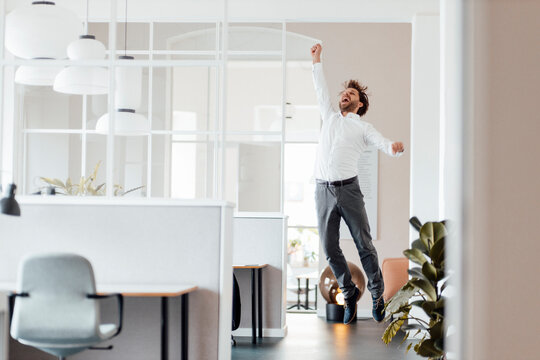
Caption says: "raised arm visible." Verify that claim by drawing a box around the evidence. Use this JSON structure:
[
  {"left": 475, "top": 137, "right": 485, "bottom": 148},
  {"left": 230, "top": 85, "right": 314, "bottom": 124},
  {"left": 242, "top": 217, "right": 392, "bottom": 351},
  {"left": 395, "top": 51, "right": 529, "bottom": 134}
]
[
  {"left": 364, "top": 124, "right": 404, "bottom": 157},
  {"left": 311, "top": 44, "right": 335, "bottom": 122}
]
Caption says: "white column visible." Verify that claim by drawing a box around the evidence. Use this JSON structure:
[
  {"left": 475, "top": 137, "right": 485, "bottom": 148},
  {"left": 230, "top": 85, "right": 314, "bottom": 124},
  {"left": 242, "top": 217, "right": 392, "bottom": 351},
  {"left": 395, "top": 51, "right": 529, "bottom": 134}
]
[
  {"left": 409, "top": 13, "right": 440, "bottom": 334},
  {"left": 409, "top": 14, "right": 441, "bottom": 232}
]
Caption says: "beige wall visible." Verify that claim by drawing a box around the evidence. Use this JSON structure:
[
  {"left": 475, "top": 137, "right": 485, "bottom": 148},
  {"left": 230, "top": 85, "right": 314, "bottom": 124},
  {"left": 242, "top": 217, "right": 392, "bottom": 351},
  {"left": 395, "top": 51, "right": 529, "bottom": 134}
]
[
  {"left": 287, "top": 23, "right": 412, "bottom": 313},
  {"left": 465, "top": 0, "right": 540, "bottom": 358}
]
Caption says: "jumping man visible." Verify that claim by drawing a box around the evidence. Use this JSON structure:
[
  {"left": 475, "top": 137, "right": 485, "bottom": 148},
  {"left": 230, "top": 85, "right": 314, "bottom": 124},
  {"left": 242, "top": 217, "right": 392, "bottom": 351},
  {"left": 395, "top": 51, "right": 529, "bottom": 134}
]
[{"left": 311, "top": 43, "right": 404, "bottom": 324}]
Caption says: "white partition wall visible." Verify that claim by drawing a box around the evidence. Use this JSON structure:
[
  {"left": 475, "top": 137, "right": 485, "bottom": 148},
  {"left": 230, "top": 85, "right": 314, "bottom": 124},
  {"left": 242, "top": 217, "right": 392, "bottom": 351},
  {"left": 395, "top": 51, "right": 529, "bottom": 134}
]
[
  {"left": 0, "top": 198, "right": 233, "bottom": 360},
  {"left": 233, "top": 214, "right": 288, "bottom": 337}
]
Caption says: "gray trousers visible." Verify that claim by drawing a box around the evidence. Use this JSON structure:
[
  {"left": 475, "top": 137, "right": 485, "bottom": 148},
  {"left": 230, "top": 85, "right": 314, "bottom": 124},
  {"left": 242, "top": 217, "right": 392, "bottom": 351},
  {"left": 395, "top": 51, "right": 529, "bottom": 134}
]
[{"left": 315, "top": 177, "right": 384, "bottom": 300}]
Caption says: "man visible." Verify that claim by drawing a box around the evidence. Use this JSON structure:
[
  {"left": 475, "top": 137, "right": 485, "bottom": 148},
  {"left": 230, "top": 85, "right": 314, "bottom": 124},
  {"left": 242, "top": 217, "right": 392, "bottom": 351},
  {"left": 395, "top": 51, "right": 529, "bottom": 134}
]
[{"left": 311, "top": 43, "right": 404, "bottom": 324}]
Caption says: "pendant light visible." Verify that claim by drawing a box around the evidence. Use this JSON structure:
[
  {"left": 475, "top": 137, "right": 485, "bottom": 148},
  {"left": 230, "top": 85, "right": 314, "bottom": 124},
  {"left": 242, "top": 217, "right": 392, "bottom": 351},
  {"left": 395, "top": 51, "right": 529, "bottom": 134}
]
[
  {"left": 6, "top": 1, "right": 81, "bottom": 86},
  {"left": 54, "top": 0, "right": 108, "bottom": 95},
  {"left": 95, "top": 0, "right": 148, "bottom": 135}
]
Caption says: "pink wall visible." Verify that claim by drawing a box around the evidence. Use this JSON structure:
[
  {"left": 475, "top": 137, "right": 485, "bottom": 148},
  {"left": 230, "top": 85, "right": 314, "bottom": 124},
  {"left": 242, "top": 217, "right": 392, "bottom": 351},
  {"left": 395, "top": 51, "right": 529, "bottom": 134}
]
[{"left": 464, "top": 0, "right": 540, "bottom": 358}]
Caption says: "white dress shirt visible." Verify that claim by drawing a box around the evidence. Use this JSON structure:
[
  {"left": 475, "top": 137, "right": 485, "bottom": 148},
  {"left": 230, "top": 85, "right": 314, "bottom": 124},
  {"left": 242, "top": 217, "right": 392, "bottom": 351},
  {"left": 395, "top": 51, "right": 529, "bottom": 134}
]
[{"left": 312, "top": 62, "right": 399, "bottom": 182}]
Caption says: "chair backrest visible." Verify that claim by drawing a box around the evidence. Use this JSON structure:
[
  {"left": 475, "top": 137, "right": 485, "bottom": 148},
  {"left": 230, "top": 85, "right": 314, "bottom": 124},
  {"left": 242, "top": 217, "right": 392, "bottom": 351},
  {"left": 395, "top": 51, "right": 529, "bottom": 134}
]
[
  {"left": 382, "top": 257, "right": 409, "bottom": 301},
  {"left": 232, "top": 273, "right": 241, "bottom": 330},
  {"left": 10, "top": 253, "right": 100, "bottom": 343}
]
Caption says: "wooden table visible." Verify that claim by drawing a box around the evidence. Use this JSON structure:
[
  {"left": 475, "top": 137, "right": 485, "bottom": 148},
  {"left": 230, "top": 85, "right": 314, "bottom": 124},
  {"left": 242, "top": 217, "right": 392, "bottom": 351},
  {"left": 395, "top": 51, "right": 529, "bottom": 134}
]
[
  {"left": 233, "top": 264, "right": 268, "bottom": 344},
  {"left": 1, "top": 283, "right": 198, "bottom": 360}
]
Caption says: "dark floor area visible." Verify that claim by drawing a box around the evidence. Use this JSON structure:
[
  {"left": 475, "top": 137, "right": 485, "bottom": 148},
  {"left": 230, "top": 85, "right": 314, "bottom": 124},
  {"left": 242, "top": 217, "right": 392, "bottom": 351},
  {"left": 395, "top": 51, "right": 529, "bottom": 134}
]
[{"left": 231, "top": 314, "right": 421, "bottom": 360}]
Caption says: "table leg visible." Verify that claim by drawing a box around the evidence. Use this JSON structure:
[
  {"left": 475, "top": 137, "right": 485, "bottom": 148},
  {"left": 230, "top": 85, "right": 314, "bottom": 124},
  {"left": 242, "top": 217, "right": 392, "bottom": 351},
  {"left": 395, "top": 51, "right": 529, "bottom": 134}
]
[
  {"left": 296, "top": 278, "right": 301, "bottom": 309},
  {"left": 161, "top": 297, "right": 168, "bottom": 360},
  {"left": 251, "top": 268, "right": 256, "bottom": 344},
  {"left": 305, "top": 279, "right": 310, "bottom": 310},
  {"left": 258, "top": 268, "right": 263, "bottom": 339},
  {"left": 181, "top": 294, "right": 189, "bottom": 360}
]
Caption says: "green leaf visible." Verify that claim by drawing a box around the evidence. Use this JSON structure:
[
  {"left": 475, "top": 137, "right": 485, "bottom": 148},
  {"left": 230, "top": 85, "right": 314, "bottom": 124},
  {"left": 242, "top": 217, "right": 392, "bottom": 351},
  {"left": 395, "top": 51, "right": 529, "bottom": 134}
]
[
  {"left": 410, "top": 279, "right": 437, "bottom": 301},
  {"left": 416, "top": 339, "right": 444, "bottom": 357},
  {"left": 430, "top": 236, "right": 445, "bottom": 267},
  {"left": 422, "top": 299, "right": 445, "bottom": 317},
  {"left": 410, "top": 300, "right": 425, "bottom": 308},
  {"left": 406, "top": 342, "right": 413, "bottom": 353},
  {"left": 408, "top": 267, "right": 426, "bottom": 280},
  {"left": 419, "top": 222, "right": 447, "bottom": 251},
  {"left": 382, "top": 309, "right": 409, "bottom": 345},
  {"left": 429, "top": 320, "right": 444, "bottom": 340},
  {"left": 399, "top": 330, "right": 410, "bottom": 345},
  {"left": 385, "top": 283, "right": 417, "bottom": 315},
  {"left": 411, "top": 238, "right": 428, "bottom": 254},
  {"left": 440, "top": 280, "right": 448, "bottom": 293},
  {"left": 403, "top": 248, "right": 427, "bottom": 266},
  {"left": 422, "top": 262, "right": 438, "bottom": 282},
  {"left": 409, "top": 216, "right": 423, "bottom": 232},
  {"left": 436, "top": 268, "right": 446, "bottom": 282},
  {"left": 382, "top": 317, "right": 404, "bottom": 344},
  {"left": 40, "top": 177, "right": 65, "bottom": 188},
  {"left": 401, "top": 322, "right": 426, "bottom": 331}
]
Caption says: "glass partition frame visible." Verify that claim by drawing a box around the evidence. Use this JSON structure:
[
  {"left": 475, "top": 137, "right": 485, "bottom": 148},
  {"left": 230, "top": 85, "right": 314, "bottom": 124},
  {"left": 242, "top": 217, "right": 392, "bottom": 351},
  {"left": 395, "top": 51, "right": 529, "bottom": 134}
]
[{"left": 0, "top": 4, "right": 322, "bottom": 214}]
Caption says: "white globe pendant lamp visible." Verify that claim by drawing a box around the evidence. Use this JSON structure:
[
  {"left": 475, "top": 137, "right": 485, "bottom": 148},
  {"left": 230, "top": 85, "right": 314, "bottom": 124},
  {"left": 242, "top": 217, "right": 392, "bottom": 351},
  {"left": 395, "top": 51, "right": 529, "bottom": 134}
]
[
  {"left": 95, "top": 0, "right": 148, "bottom": 136},
  {"left": 14, "top": 64, "right": 63, "bottom": 86},
  {"left": 54, "top": 0, "right": 108, "bottom": 95},
  {"left": 6, "top": 1, "right": 81, "bottom": 86},
  {"left": 95, "top": 56, "right": 148, "bottom": 136},
  {"left": 5, "top": 1, "right": 81, "bottom": 59}
]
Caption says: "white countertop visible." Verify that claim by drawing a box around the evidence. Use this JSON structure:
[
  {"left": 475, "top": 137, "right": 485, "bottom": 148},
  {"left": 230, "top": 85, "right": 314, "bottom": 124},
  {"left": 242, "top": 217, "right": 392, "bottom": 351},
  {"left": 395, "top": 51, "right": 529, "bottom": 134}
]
[{"left": 17, "top": 196, "right": 235, "bottom": 208}]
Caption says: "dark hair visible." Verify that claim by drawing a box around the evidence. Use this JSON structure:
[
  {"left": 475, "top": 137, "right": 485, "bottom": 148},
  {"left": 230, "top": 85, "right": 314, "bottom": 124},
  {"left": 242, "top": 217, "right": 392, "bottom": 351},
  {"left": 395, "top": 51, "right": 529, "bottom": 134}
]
[{"left": 344, "top": 80, "right": 369, "bottom": 117}]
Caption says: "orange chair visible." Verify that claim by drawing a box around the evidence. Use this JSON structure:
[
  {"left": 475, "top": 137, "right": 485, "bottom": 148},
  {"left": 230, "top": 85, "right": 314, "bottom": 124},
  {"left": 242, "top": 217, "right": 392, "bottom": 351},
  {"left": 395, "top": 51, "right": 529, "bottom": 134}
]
[{"left": 382, "top": 258, "right": 409, "bottom": 302}]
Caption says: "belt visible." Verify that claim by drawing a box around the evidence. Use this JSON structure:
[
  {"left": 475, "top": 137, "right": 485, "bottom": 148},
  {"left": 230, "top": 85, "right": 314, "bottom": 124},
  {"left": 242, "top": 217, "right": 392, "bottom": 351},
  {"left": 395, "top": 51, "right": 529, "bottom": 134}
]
[{"left": 316, "top": 176, "right": 357, "bottom": 187}]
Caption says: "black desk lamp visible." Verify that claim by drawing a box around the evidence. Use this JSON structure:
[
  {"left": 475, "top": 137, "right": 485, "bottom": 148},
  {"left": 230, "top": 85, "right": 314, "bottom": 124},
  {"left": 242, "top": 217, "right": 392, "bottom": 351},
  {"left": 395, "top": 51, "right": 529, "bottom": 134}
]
[{"left": 1, "top": 183, "right": 21, "bottom": 216}]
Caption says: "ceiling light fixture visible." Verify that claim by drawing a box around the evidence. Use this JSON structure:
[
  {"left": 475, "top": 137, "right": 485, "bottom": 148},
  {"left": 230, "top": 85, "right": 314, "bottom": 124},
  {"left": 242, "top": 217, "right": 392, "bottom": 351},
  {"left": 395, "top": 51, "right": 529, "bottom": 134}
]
[
  {"left": 6, "top": 1, "right": 81, "bottom": 86},
  {"left": 95, "top": 0, "right": 148, "bottom": 135},
  {"left": 54, "top": 0, "right": 108, "bottom": 95}
]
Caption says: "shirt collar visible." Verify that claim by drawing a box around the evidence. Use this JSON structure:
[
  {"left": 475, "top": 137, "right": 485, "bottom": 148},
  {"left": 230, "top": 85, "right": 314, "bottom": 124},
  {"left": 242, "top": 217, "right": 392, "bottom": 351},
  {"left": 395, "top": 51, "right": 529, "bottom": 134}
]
[{"left": 340, "top": 112, "right": 360, "bottom": 120}]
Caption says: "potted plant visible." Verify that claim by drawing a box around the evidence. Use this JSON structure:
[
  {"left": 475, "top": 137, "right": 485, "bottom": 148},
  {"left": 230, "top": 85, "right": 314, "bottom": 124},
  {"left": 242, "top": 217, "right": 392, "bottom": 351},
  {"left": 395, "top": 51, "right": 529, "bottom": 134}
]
[
  {"left": 382, "top": 216, "right": 448, "bottom": 360},
  {"left": 39, "top": 161, "right": 144, "bottom": 196}
]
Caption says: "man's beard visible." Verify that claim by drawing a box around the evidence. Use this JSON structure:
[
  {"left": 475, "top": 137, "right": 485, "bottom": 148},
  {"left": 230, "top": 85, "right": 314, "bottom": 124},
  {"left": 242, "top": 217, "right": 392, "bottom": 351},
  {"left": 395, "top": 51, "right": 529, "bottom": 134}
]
[{"left": 339, "top": 100, "right": 359, "bottom": 114}]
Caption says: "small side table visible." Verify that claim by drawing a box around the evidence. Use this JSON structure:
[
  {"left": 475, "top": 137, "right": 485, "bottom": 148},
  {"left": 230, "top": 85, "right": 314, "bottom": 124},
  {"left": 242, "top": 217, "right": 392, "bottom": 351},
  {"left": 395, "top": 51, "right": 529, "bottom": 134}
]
[
  {"left": 233, "top": 264, "right": 268, "bottom": 344},
  {"left": 296, "top": 272, "right": 318, "bottom": 310}
]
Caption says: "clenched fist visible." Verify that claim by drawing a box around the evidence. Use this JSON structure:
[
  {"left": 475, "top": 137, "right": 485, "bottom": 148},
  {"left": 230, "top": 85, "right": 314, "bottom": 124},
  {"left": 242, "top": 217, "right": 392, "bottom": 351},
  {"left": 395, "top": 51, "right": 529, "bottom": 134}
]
[
  {"left": 392, "top": 142, "right": 405, "bottom": 154},
  {"left": 311, "top": 43, "right": 322, "bottom": 63}
]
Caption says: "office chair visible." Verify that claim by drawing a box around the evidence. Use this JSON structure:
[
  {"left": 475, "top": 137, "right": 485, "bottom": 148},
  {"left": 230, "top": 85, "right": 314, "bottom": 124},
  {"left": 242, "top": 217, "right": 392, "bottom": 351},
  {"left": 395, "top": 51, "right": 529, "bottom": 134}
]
[
  {"left": 9, "top": 253, "right": 123, "bottom": 360},
  {"left": 231, "top": 273, "right": 241, "bottom": 346}
]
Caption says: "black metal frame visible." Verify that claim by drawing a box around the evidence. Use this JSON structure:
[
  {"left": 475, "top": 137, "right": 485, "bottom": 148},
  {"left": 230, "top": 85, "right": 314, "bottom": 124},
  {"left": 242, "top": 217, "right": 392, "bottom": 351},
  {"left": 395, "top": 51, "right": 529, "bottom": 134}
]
[
  {"left": 87, "top": 293, "right": 124, "bottom": 339},
  {"left": 160, "top": 294, "right": 189, "bottom": 360},
  {"left": 287, "top": 279, "right": 318, "bottom": 311},
  {"left": 248, "top": 268, "right": 264, "bottom": 344}
]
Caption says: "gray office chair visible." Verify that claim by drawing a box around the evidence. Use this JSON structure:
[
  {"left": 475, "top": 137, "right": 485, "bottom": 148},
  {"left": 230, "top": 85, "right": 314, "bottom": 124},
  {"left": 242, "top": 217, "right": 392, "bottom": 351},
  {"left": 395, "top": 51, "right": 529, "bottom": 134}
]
[{"left": 9, "top": 253, "right": 123, "bottom": 360}]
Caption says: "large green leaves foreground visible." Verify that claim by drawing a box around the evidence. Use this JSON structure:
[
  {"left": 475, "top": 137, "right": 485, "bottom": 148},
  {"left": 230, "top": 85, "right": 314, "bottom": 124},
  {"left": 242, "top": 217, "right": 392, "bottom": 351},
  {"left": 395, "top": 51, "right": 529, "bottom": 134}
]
[{"left": 382, "top": 217, "right": 448, "bottom": 360}]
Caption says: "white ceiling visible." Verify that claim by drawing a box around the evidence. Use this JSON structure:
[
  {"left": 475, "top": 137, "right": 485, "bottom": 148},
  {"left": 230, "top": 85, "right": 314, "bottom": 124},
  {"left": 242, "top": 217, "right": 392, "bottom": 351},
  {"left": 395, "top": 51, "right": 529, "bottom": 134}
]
[{"left": 5, "top": 0, "right": 439, "bottom": 22}]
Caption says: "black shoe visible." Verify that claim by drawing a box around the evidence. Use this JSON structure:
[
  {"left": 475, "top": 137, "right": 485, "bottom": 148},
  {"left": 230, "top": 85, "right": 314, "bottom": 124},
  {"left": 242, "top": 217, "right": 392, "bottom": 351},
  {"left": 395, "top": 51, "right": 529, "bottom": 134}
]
[
  {"left": 343, "top": 287, "right": 360, "bottom": 324},
  {"left": 372, "top": 295, "right": 385, "bottom": 322}
]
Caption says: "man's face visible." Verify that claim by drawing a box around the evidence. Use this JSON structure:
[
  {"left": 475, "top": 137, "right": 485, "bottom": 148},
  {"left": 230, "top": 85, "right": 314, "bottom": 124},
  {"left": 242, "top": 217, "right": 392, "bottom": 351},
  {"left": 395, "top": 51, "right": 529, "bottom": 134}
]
[{"left": 339, "top": 88, "right": 362, "bottom": 113}]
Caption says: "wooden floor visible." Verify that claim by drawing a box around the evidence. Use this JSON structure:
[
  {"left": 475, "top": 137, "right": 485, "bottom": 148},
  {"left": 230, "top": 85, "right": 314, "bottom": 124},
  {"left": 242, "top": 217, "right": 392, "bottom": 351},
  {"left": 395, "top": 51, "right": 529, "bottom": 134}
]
[{"left": 231, "top": 313, "right": 422, "bottom": 360}]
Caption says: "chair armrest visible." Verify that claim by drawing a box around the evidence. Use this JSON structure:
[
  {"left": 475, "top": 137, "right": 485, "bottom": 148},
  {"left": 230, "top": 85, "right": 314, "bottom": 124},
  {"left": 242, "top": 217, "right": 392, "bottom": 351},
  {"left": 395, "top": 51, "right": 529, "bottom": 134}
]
[
  {"left": 8, "top": 292, "right": 29, "bottom": 325},
  {"left": 87, "top": 293, "right": 124, "bottom": 338}
]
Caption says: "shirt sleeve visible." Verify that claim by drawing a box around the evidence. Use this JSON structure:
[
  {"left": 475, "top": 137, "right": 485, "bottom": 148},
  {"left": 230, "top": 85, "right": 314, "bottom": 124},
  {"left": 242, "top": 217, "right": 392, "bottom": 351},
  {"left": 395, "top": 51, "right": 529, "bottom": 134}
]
[
  {"left": 312, "top": 62, "right": 335, "bottom": 122},
  {"left": 364, "top": 124, "right": 399, "bottom": 157}
]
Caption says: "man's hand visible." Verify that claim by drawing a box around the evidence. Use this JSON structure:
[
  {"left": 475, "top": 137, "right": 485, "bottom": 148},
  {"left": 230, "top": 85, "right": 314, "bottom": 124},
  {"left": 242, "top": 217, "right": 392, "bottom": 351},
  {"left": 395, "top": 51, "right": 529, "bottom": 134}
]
[
  {"left": 311, "top": 43, "right": 322, "bottom": 64},
  {"left": 392, "top": 142, "right": 405, "bottom": 154}
]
